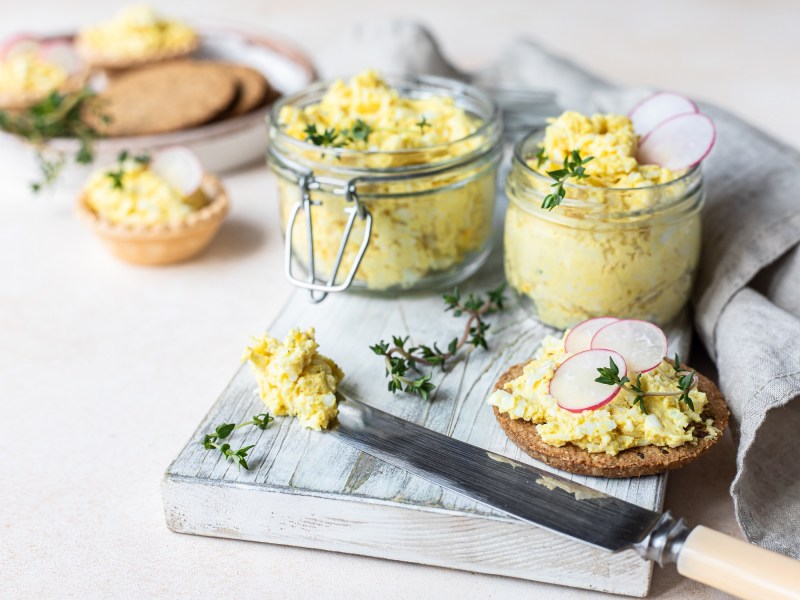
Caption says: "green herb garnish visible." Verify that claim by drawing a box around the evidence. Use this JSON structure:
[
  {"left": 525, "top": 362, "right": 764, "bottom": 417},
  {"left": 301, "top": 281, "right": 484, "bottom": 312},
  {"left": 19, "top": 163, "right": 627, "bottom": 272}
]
[
  {"left": 201, "top": 413, "right": 274, "bottom": 470},
  {"left": 540, "top": 149, "right": 593, "bottom": 211},
  {"left": 596, "top": 355, "right": 698, "bottom": 414},
  {"left": 416, "top": 116, "right": 431, "bottom": 134},
  {"left": 370, "top": 284, "right": 507, "bottom": 401},
  {"left": 0, "top": 88, "right": 105, "bottom": 192},
  {"left": 534, "top": 147, "right": 548, "bottom": 168}
]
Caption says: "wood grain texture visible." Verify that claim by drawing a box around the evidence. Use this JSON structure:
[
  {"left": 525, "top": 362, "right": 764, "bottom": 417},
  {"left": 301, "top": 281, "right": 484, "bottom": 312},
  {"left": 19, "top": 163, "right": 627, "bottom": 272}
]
[{"left": 162, "top": 234, "right": 692, "bottom": 597}]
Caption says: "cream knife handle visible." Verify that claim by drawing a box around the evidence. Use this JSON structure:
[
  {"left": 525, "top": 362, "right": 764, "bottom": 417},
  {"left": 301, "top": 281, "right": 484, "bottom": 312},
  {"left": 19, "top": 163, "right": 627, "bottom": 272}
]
[{"left": 677, "top": 526, "right": 800, "bottom": 600}]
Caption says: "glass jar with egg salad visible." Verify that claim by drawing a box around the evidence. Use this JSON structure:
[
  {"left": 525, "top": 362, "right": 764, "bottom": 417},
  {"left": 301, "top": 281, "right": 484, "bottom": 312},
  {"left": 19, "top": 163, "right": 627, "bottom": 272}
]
[
  {"left": 504, "top": 114, "right": 704, "bottom": 329},
  {"left": 267, "top": 70, "right": 501, "bottom": 301}
]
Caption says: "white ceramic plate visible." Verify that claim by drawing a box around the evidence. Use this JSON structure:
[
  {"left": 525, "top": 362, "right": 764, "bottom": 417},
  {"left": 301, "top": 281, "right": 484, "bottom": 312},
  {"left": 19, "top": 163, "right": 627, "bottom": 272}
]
[{"left": 0, "top": 26, "right": 315, "bottom": 193}]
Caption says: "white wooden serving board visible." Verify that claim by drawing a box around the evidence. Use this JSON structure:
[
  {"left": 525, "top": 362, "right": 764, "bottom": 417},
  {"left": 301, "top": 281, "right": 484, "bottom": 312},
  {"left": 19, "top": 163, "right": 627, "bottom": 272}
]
[{"left": 162, "top": 243, "right": 691, "bottom": 597}]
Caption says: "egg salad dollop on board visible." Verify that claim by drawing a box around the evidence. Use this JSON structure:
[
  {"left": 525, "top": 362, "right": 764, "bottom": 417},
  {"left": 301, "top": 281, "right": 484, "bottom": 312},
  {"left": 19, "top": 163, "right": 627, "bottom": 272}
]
[
  {"left": 487, "top": 334, "right": 719, "bottom": 455},
  {"left": 0, "top": 49, "right": 68, "bottom": 98},
  {"left": 275, "top": 70, "right": 495, "bottom": 290},
  {"left": 504, "top": 110, "right": 702, "bottom": 328},
  {"left": 77, "top": 5, "right": 197, "bottom": 61},
  {"left": 243, "top": 328, "right": 344, "bottom": 431},
  {"left": 82, "top": 155, "right": 207, "bottom": 227}
]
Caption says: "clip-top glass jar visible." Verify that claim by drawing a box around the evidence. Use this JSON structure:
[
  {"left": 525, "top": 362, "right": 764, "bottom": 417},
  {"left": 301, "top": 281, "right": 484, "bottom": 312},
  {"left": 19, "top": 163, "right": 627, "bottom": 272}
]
[
  {"left": 267, "top": 75, "right": 502, "bottom": 302},
  {"left": 504, "top": 128, "right": 704, "bottom": 329}
]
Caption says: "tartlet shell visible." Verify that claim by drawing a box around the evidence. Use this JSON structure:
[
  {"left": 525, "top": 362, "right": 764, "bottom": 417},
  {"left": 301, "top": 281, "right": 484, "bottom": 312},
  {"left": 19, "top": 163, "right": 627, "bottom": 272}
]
[
  {"left": 77, "top": 173, "right": 228, "bottom": 265},
  {"left": 492, "top": 363, "right": 729, "bottom": 478}
]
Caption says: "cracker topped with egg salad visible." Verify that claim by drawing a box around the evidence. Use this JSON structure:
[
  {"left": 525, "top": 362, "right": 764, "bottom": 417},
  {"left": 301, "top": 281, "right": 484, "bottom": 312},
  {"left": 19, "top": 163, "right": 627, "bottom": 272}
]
[
  {"left": 75, "top": 4, "right": 199, "bottom": 69},
  {"left": 488, "top": 318, "right": 728, "bottom": 477}
]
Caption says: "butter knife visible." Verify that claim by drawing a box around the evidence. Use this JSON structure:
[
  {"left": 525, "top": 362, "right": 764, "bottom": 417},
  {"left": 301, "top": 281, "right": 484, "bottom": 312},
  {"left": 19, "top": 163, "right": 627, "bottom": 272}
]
[{"left": 331, "top": 395, "right": 800, "bottom": 600}]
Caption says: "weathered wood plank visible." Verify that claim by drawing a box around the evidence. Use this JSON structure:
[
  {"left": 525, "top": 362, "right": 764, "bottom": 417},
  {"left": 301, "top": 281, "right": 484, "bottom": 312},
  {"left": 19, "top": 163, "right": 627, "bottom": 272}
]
[{"left": 164, "top": 223, "right": 689, "bottom": 595}]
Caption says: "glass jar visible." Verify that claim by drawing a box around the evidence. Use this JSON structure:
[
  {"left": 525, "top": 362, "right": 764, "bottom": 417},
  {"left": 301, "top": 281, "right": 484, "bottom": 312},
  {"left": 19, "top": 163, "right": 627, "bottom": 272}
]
[
  {"left": 504, "top": 128, "right": 704, "bottom": 329},
  {"left": 267, "top": 75, "right": 502, "bottom": 302}
]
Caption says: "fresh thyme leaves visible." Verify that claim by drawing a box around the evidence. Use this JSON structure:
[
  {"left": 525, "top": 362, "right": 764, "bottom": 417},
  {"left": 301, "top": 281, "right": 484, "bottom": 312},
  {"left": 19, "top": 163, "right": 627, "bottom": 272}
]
[
  {"left": 0, "top": 88, "right": 104, "bottom": 192},
  {"left": 672, "top": 354, "right": 696, "bottom": 412},
  {"left": 304, "top": 124, "right": 344, "bottom": 148},
  {"left": 416, "top": 116, "right": 431, "bottom": 133},
  {"left": 540, "top": 149, "right": 594, "bottom": 211},
  {"left": 344, "top": 118, "right": 372, "bottom": 143},
  {"left": 370, "top": 284, "right": 507, "bottom": 401},
  {"left": 201, "top": 413, "right": 274, "bottom": 470},
  {"left": 535, "top": 147, "right": 548, "bottom": 168},
  {"left": 595, "top": 356, "right": 699, "bottom": 414},
  {"left": 104, "top": 150, "right": 152, "bottom": 190}
]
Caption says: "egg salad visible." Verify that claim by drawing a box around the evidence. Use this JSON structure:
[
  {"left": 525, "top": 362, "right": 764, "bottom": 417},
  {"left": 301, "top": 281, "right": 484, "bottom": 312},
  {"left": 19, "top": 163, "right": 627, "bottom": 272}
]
[
  {"left": 487, "top": 334, "right": 718, "bottom": 455},
  {"left": 274, "top": 70, "right": 497, "bottom": 290},
  {"left": 83, "top": 156, "right": 206, "bottom": 227},
  {"left": 0, "top": 50, "right": 68, "bottom": 98},
  {"left": 504, "top": 111, "right": 703, "bottom": 328},
  {"left": 77, "top": 5, "right": 197, "bottom": 62},
  {"left": 243, "top": 328, "right": 344, "bottom": 431}
]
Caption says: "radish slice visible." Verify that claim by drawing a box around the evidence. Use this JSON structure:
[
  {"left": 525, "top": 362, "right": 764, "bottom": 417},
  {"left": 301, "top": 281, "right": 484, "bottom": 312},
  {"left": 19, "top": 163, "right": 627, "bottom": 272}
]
[
  {"left": 591, "top": 319, "right": 667, "bottom": 374},
  {"left": 39, "top": 41, "right": 82, "bottom": 75},
  {"left": 629, "top": 91, "right": 698, "bottom": 138},
  {"left": 564, "top": 317, "right": 619, "bottom": 355},
  {"left": 2, "top": 35, "right": 39, "bottom": 59},
  {"left": 550, "top": 349, "right": 627, "bottom": 413},
  {"left": 637, "top": 113, "right": 715, "bottom": 170},
  {"left": 149, "top": 147, "right": 203, "bottom": 197}
]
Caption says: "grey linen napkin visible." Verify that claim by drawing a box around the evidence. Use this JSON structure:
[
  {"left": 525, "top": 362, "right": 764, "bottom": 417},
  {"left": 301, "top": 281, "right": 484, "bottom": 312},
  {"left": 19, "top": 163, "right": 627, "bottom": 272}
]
[{"left": 320, "top": 26, "right": 800, "bottom": 557}]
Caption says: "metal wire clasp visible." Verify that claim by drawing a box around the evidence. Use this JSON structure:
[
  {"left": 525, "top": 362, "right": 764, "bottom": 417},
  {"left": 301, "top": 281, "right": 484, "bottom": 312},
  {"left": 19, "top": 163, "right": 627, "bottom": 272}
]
[{"left": 284, "top": 175, "right": 372, "bottom": 303}]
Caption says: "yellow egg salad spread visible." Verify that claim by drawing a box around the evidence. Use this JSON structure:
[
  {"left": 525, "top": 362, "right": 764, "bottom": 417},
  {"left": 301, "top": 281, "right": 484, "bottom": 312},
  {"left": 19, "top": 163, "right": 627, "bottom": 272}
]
[
  {"left": 0, "top": 51, "right": 68, "bottom": 98},
  {"left": 77, "top": 5, "right": 197, "bottom": 62},
  {"left": 243, "top": 328, "right": 344, "bottom": 431},
  {"left": 272, "top": 70, "right": 499, "bottom": 291},
  {"left": 504, "top": 111, "right": 703, "bottom": 328},
  {"left": 487, "top": 334, "right": 718, "bottom": 455},
  {"left": 83, "top": 156, "right": 206, "bottom": 227}
]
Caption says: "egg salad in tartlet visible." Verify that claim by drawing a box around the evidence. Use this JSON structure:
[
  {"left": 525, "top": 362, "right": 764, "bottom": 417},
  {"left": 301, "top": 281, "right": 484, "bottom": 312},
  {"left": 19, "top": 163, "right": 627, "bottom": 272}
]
[
  {"left": 75, "top": 4, "right": 199, "bottom": 69},
  {"left": 488, "top": 318, "right": 729, "bottom": 477},
  {"left": 0, "top": 37, "right": 87, "bottom": 110},
  {"left": 244, "top": 328, "right": 344, "bottom": 431},
  {"left": 77, "top": 147, "right": 228, "bottom": 265}
]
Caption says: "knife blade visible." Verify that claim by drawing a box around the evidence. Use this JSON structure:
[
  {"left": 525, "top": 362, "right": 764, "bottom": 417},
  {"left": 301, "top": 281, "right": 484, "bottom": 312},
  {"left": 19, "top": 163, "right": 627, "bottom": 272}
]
[{"left": 331, "top": 394, "right": 800, "bottom": 600}]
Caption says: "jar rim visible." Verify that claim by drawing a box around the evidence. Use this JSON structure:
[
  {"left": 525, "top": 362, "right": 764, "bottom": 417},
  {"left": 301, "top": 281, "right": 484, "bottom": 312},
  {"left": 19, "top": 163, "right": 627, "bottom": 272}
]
[
  {"left": 513, "top": 125, "right": 701, "bottom": 193},
  {"left": 268, "top": 74, "right": 501, "bottom": 165}
]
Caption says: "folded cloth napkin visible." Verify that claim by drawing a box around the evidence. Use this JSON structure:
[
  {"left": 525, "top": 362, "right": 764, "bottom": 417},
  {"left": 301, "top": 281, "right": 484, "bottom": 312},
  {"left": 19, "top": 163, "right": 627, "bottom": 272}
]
[{"left": 320, "top": 24, "right": 800, "bottom": 557}]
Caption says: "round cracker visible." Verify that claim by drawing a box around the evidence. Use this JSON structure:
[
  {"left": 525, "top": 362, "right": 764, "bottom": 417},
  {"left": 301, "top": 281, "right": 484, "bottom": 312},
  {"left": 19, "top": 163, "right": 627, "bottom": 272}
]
[
  {"left": 492, "top": 363, "right": 729, "bottom": 478},
  {"left": 213, "top": 62, "right": 270, "bottom": 116},
  {"left": 83, "top": 60, "right": 238, "bottom": 136}
]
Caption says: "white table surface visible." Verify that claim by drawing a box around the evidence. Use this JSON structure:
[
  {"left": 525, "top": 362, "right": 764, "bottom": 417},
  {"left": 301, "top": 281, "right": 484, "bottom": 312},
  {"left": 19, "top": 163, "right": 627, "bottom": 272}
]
[{"left": 2, "top": 1, "right": 797, "bottom": 598}]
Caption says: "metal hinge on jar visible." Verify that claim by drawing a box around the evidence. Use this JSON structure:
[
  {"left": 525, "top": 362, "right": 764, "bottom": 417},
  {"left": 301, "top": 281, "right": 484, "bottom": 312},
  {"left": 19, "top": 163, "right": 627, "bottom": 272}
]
[{"left": 284, "top": 174, "right": 373, "bottom": 303}]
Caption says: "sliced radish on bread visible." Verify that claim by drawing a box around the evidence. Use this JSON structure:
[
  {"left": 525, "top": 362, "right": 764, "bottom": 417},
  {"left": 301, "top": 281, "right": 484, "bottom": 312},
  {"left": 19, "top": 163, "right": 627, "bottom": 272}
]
[
  {"left": 637, "top": 113, "right": 715, "bottom": 171},
  {"left": 550, "top": 349, "right": 627, "bottom": 413},
  {"left": 591, "top": 319, "right": 667, "bottom": 374},
  {"left": 149, "top": 147, "right": 203, "bottom": 197},
  {"left": 564, "top": 317, "right": 619, "bottom": 355},
  {"left": 39, "top": 41, "right": 82, "bottom": 75},
  {"left": 629, "top": 91, "right": 698, "bottom": 138}
]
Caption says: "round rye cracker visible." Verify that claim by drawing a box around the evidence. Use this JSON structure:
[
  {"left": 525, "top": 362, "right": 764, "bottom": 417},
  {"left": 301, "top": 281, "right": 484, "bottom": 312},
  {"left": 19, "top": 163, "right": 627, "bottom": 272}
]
[
  {"left": 214, "top": 62, "right": 272, "bottom": 116},
  {"left": 83, "top": 61, "right": 238, "bottom": 136},
  {"left": 492, "top": 363, "right": 729, "bottom": 478}
]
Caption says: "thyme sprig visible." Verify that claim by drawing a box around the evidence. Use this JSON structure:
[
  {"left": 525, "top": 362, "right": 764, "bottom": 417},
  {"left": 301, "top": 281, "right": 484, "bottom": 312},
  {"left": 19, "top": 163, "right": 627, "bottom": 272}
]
[
  {"left": 416, "top": 116, "right": 431, "bottom": 134},
  {"left": 370, "top": 284, "right": 507, "bottom": 400},
  {"left": 595, "top": 355, "right": 698, "bottom": 414},
  {"left": 540, "top": 149, "right": 593, "bottom": 210},
  {"left": 304, "top": 118, "right": 373, "bottom": 148},
  {"left": 201, "top": 413, "right": 274, "bottom": 470},
  {"left": 0, "top": 88, "right": 104, "bottom": 192},
  {"left": 104, "top": 150, "right": 150, "bottom": 190}
]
